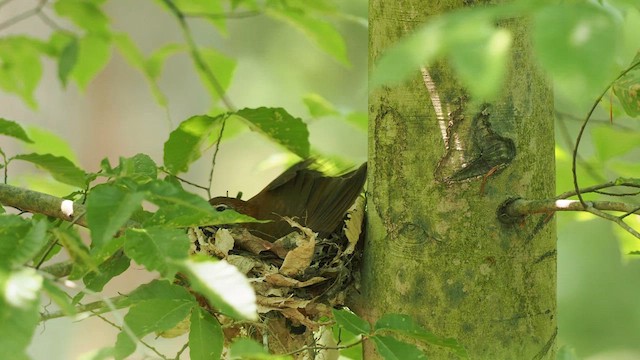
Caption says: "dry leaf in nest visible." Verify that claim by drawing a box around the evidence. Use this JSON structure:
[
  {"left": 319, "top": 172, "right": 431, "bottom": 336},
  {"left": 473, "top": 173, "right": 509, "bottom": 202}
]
[
  {"left": 189, "top": 203, "right": 365, "bottom": 350},
  {"left": 214, "top": 228, "right": 235, "bottom": 256},
  {"left": 230, "top": 228, "right": 273, "bottom": 255},
  {"left": 343, "top": 196, "right": 365, "bottom": 255},
  {"left": 279, "top": 218, "right": 317, "bottom": 276},
  {"left": 265, "top": 273, "right": 327, "bottom": 288},
  {"left": 188, "top": 227, "right": 232, "bottom": 258},
  {"left": 226, "top": 254, "right": 260, "bottom": 274},
  {"left": 157, "top": 315, "right": 190, "bottom": 338}
]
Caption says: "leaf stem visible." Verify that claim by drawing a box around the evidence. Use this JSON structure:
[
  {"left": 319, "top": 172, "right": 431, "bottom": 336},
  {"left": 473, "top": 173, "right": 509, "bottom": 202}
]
[
  {"left": 572, "top": 59, "right": 640, "bottom": 206},
  {"left": 159, "top": 0, "right": 236, "bottom": 111}
]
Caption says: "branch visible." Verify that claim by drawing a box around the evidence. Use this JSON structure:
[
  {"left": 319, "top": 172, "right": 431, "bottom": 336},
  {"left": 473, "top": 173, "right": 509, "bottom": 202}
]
[
  {"left": 182, "top": 10, "right": 262, "bottom": 20},
  {"left": 40, "top": 294, "right": 130, "bottom": 322},
  {"left": 499, "top": 198, "right": 640, "bottom": 239},
  {"left": 572, "top": 59, "right": 640, "bottom": 206},
  {"left": 0, "top": 184, "right": 136, "bottom": 278},
  {"left": 159, "top": 0, "right": 235, "bottom": 111},
  {"left": 0, "top": 0, "right": 47, "bottom": 32},
  {"left": 555, "top": 180, "right": 640, "bottom": 199},
  {"left": 0, "top": 183, "right": 88, "bottom": 227}
]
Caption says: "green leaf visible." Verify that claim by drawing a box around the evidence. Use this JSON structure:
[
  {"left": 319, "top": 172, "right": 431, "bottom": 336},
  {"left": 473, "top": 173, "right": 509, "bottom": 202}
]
[
  {"left": 127, "top": 279, "right": 194, "bottom": 303},
  {"left": 172, "top": 0, "right": 226, "bottom": 32},
  {"left": 197, "top": 47, "right": 237, "bottom": 102},
  {"left": 233, "top": 107, "right": 310, "bottom": 158},
  {"left": 303, "top": 93, "right": 339, "bottom": 118},
  {"left": 0, "top": 216, "right": 48, "bottom": 269},
  {"left": 229, "top": 338, "right": 290, "bottom": 359},
  {"left": 332, "top": 308, "right": 370, "bottom": 335},
  {"left": 615, "top": 177, "right": 640, "bottom": 186},
  {"left": 71, "top": 34, "right": 112, "bottom": 90},
  {"left": 592, "top": 125, "right": 640, "bottom": 160},
  {"left": 24, "top": 126, "right": 79, "bottom": 163},
  {"left": 0, "top": 268, "right": 42, "bottom": 360},
  {"left": 345, "top": 112, "right": 368, "bottom": 132},
  {"left": 189, "top": 307, "right": 224, "bottom": 360},
  {"left": 146, "top": 43, "right": 184, "bottom": 79},
  {"left": 112, "top": 33, "right": 144, "bottom": 69},
  {"left": 83, "top": 252, "right": 131, "bottom": 292},
  {"left": 557, "top": 345, "right": 580, "bottom": 360},
  {"left": 331, "top": 320, "right": 363, "bottom": 359},
  {"left": 112, "top": 33, "right": 171, "bottom": 107},
  {"left": 375, "top": 314, "right": 468, "bottom": 358},
  {"left": 54, "top": 0, "right": 111, "bottom": 35},
  {"left": 371, "top": 20, "right": 445, "bottom": 87},
  {"left": 268, "top": 8, "right": 349, "bottom": 65},
  {"left": 13, "top": 153, "right": 86, "bottom": 188},
  {"left": 86, "top": 184, "right": 144, "bottom": 251},
  {"left": 58, "top": 37, "right": 79, "bottom": 86},
  {"left": 45, "top": 31, "right": 75, "bottom": 57},
  {"left": 612, "top": 60, "right": 640, "bottom": 117},
  {"left": 143, "top": 180, "right": 260, "bottom": 227},
  {"left": 533, "top": 2, "right": 622, "bottom": 104},
  {"left": 180, "top": 257, "right": 257, "bottom": 320},
  {"left": 52, "top": 227, "right": 97, "bottom": 279},
  {"left": 0, "top": 119, "right": 33, "bottom": 143},
  {"left": 115, "top": 299, "right": 195, "bottom": 359},
  {"left": 42, "top": 277, "right": 77, "bottom": 316},
  {"left": 111, "top": 154, "right": 158, "bottom": 184},
  {"left": 124, "top": 227, "right": 189, "bottom": 278},
  {"left": 371, "top": 335, "right": 427, "bottom": 360},
  {"left": 448, "top": 21, "right": 511, "bottom": 99},
  {"left": 0, "top": 36, "right": 44, "bottom": 108},
  {"left": 164, "top": 114, "right": 224, "bottom": 174}
]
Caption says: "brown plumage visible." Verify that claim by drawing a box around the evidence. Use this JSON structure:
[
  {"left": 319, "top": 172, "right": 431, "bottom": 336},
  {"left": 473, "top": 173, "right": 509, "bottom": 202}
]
[{"left": 209, "top": 160, "right": 367, "bottom": 240}]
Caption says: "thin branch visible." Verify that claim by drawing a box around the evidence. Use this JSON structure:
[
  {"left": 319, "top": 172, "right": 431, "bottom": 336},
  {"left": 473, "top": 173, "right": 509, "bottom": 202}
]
[
  {"left": 283, "top": 337, "right": 365, "bottom": 356},
  {"left": 159, "top": 0, "right": 235, "bottom": 111},
  {"left": 555, "top": 115, "right": 607, "bottom": 184},
  {"left": 173, "top": 342, "right": 189, "bottom": 360},
  {"left": 555, "top": 110, "right": 634, "bottom": 131},
  {"left": 36, "top": 7, "right": 70, "bottom": 32},
  {"left": 0, "top": 148, "right": 8, "bottom": 184},
  {"left": 208, "top": 116, "right": 228, "bottom": 198},
  {"left": 555, "top": 181, "right": 640, "bottom": 200},
  {"left": 505, "top": 198, "right": 640, "bottom": 216},
  {"left": 0, "top": 0, "right": 16, "bottom": 11},
  {"left": 501, "top": 198, "right": 640, "bottom": 239},
  {"left": 594, "top": 189, "right": 640, "bottom": 197},
  {"left": 159, "top": 168, "right": 210, "bottom": 193},
  {"left": 572, "top": 59, "right": 640, "bottom": 206},
  {"left": 586, "top": 206, "right": 640, "bottom": 239},
  {"left": 40, "top": 294, "right": 130, "bottom": 322},
  {"left": 183, "top": 10, "right": 262, "bottom": 20},
  {"left": 620, "top": 205, "right": 640, "bottom": 220},
  {"left": 92, "top": 310, "right": 170, "bottom": 360},
  {"left": 0, "top": 0, "right": 47, "bottom": 32}
]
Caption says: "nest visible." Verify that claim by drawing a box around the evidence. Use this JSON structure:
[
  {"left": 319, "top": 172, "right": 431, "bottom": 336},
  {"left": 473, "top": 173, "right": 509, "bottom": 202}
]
[{"left": 185, "top": 197, "right": 365, "bottom": 352}]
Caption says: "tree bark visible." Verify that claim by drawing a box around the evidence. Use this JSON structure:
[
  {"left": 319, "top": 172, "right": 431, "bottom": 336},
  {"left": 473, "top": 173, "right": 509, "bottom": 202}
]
[{"left": 362, "top": 0, "right": 556, "bottom": 358}]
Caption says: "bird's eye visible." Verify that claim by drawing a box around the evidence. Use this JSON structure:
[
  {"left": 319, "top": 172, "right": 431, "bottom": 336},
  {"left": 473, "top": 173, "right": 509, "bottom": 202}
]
[{"left": 214, "top": 204, "right": 229, "bottom": 212}]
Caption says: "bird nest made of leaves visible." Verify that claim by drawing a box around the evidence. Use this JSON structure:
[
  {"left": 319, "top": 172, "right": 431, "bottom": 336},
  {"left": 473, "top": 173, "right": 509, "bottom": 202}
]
[{"left": 184, "top": 196, "right": 365, "bottom": 350}]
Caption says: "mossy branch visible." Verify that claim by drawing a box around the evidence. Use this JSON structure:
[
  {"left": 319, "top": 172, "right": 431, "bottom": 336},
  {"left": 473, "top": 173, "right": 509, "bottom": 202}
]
[{"left": 0, "top": 183, "right": 88, "bottom": 226}]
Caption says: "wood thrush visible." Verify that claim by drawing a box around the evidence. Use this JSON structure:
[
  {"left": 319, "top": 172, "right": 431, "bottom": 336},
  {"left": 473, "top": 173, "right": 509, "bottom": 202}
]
[{"left": 209, "top": 160, "right": 367, "bottom": 240}]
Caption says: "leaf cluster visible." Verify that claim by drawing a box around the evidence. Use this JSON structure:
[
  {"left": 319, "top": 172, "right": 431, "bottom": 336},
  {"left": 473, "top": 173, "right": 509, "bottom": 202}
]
[{"left": 372, "top": 0, "right": 640, "bottom": 112}]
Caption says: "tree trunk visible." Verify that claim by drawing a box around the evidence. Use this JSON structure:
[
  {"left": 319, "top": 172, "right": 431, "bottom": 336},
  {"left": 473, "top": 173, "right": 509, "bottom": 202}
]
[{"left": 362, "top": 0, "right": 556, "bottom": 358}]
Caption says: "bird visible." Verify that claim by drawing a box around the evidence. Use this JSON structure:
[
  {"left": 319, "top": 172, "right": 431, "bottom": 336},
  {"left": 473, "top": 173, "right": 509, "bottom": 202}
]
[{"left": 208, "top": 160, "right": 367, "bottom": 241}]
